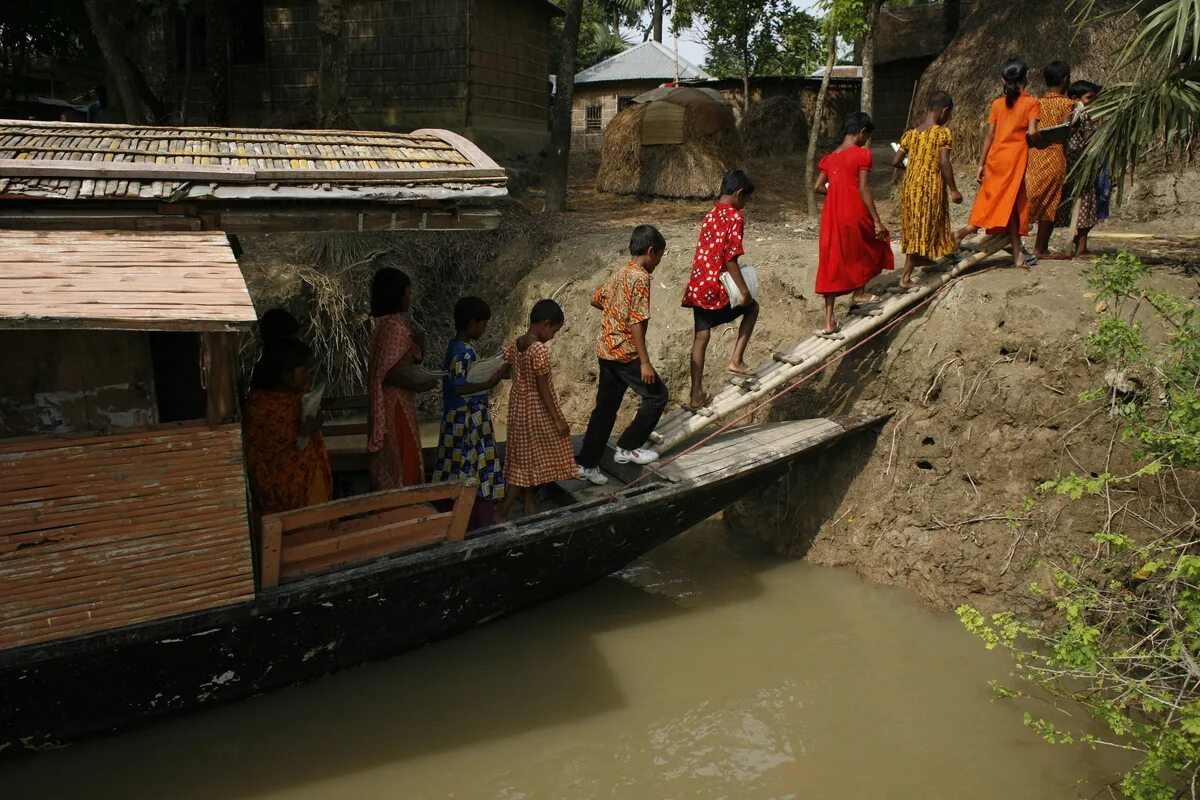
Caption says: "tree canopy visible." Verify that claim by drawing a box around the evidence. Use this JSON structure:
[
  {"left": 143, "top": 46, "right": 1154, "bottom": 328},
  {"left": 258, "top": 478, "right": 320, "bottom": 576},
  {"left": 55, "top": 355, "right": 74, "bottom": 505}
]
[{"left": 674, "top": 0, "right": 824, "bottom": 79}]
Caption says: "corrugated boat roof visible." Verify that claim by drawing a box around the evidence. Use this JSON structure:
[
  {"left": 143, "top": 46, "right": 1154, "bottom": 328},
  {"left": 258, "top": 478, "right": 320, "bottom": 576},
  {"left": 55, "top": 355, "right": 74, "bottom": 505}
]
[
  {"left": 0, "top": 230, "right": 257, "bottom": 331},
  {"left": 0, "top": 122, "right": 506, "bottom": 204},
  {"left": 575, "top": 40, "right": 713, "bottom": 85}
]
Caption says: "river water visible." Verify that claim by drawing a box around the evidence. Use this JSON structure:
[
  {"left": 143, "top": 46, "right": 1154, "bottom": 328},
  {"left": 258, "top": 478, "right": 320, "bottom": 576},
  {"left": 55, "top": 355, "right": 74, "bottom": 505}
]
[{"left": 2, "top": 520, "right": 1120, "bottom": 799}]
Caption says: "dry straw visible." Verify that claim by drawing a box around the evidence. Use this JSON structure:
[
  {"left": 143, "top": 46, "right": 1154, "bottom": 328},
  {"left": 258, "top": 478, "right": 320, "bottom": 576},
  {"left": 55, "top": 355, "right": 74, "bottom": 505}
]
[
  {"left": 596, "top": 102, "right": 743, "bottom": 199},
  {"left": 913, "top": 0, "right": 1131, "bottom": 161}
]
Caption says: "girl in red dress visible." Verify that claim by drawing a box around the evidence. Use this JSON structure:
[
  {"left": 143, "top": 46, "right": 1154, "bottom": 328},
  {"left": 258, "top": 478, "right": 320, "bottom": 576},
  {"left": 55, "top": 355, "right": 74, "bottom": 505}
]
[{"left": 814, "top": 111, "right": 894, "bottom": 336}]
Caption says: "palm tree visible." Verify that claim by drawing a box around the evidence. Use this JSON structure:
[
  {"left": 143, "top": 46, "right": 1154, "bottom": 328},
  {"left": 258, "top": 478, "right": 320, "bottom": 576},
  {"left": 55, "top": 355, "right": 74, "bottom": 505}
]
[{"left": 1074, "top": 0, "right": 1200, "bottom": 186}]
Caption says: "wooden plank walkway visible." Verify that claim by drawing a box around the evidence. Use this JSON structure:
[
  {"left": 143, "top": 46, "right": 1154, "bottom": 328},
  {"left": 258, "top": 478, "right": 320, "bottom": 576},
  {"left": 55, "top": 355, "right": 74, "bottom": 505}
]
[{"left": 649, "top": 234, "right": 1009, "bottom": 454}]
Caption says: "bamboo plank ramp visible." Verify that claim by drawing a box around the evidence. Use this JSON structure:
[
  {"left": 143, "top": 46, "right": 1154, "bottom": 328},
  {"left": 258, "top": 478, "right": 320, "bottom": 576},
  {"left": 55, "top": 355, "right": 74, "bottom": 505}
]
[{"left": 649, "top": 235, "right": 1009, "bottom": 455}]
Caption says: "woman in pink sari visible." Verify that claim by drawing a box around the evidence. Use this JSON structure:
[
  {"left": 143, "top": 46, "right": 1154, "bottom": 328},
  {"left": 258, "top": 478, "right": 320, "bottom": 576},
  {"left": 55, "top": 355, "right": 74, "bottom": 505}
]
[{"left": 367, "top": 268, "right": 437, "bottom": 490}]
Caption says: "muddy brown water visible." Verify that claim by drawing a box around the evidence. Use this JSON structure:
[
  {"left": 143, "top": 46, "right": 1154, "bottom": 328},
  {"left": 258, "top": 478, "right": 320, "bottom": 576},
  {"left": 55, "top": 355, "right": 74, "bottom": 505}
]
[{"left": 1, "top": 520, "right": 1121, "bottom": 799}]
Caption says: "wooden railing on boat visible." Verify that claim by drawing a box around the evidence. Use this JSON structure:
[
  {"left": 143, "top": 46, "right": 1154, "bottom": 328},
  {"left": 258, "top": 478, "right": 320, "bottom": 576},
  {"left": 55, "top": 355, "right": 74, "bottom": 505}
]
[
  {"left": 648, "top": 235, "right": 1009, "bottom": 454},
  {"left": 259, "top": 481, "right": 475, "bottom": 589}
]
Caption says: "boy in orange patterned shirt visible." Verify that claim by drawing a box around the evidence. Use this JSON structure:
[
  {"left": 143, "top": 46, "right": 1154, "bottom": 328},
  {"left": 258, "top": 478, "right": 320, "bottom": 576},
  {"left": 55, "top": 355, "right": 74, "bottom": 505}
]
[{"left": 576, "top": 224, "right": 669, "bottom": 482}]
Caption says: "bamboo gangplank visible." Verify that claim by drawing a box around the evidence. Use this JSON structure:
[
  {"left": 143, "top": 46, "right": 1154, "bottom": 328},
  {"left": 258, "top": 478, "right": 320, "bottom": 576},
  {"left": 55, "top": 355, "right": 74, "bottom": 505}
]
[{"left": 649, "top": 235, "right": 1009, "bottom": 454}]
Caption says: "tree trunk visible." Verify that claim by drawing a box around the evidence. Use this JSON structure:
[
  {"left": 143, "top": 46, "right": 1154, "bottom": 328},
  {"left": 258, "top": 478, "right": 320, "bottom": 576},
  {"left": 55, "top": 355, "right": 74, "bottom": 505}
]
[
  {"left": 546, "top": 0, "right": 584, "bottom": 213},
  {"left": 81, "top": 0, "right": 148, "bottom": 123},
  {"left": 652, "top": 0, "right": 664, "bottom": 43},
  {"left": 861, "top": 0, "right": 882, "bottom": 117},
  {"left": 205, "top": 0, "right": 230, "bottom": 126},
  {"left": 941, "top": 0, "right": 962, "bottom": 46},
  {"left": 316, "top": 0, "right": 350, "bottom": 127},
  {"left": 742, "top": 73, "right": 750, "bottom": 118},
  {"left": 805, "top": 26, "right": 837, "bottom": 216}
]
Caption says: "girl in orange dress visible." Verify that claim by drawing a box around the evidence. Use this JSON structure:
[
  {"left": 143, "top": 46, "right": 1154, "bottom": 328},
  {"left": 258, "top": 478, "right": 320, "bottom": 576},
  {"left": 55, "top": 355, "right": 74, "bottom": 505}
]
[
  {"left": 814, "top": 111, "right": 893, "bottom": 336},
  {"left": 1025, "top": 61, "right": 1075, "bottom": 259},
  {"left": 243, "top": 337, "right": 333, "bottom": 515},
  {"left": 957, "top": 59, "right": 1041, "bottom": 268},
  {"left": 497, "top": 299, "right": 578, "bottom": 521},
  {"left": 367, "top": 268, "right": 438, "bottom": 491}
]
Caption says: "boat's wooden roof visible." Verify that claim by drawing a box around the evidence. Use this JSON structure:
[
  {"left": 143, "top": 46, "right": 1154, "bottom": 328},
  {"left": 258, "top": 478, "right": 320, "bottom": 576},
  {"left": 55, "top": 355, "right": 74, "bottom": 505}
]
[
  {"left": 0, "top": 121, "right": 506, "bottom": 204},
  {"left": 0, "top": 230, "right": 256, "bottom": 331}
]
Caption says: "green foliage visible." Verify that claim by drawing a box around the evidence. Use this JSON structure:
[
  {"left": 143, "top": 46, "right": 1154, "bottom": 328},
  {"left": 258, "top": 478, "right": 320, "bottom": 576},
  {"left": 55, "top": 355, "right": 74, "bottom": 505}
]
[
  {"left": 1071, "top": 0, "right": 1200, "bottom": 186},
  {"left": 551, "top": 0, "right": 636, "bottom": 71},
  {"left": 959, "top": 253, "right": 1200, "bottom": 798},
  {"left": 673, "top": 0, "right": 822, "bottom": 79},
  {"left": 0, "top": 1, "right": 91, "bottom": 78}
]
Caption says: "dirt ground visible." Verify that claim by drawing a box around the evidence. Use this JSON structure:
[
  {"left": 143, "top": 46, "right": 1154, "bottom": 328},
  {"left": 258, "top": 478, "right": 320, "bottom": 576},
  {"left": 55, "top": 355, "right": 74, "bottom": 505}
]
[{"left": 495, "top": 153, "right": 1200, "bottom": 616}]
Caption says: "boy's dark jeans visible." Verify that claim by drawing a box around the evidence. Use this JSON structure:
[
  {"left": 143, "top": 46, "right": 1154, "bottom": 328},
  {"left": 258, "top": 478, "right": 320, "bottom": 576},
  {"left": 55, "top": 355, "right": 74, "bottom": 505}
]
[{"left": 578, "top": 358, "right": 669, "bottom": 468}]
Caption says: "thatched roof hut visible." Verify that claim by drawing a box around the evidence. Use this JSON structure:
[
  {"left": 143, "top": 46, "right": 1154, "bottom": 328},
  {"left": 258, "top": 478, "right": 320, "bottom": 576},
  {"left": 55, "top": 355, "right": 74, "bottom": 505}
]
[
  {"left": 595, "top": 86, "right": 743, "bottom": 199},
  {"left": 914, "top": 0, "right": 1130, "bottom": 159}
]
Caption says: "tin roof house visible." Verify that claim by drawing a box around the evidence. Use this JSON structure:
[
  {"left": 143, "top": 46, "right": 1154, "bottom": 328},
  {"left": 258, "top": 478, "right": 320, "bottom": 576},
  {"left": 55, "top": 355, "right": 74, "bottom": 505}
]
[{"left": 571, "top": 40, "right": 713, "bottom": 150}]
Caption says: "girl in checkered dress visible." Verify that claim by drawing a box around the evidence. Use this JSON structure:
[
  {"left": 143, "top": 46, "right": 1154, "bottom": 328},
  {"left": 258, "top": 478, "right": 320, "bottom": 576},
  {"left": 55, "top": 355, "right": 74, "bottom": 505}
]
[
  {"left": 497, "top": 299, "right": 578, "bottom": 521},
  {"left": 432, "top": 297, "right": 507, "bottom": 529}
]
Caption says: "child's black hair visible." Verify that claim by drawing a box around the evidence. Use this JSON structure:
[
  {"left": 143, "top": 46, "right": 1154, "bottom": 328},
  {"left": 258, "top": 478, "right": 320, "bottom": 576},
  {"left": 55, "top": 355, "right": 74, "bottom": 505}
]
[
  {"left": 629, "top": 224, "right": 666, "bottom": 256},
  {"left": 842, "top": 111, "right": 875, "bottom": 136},
  {"left": 453, "top": 296, "right": 491, "bottom": 331},
  {"left": 719, "top": 169, "right": 755, "bottom": 197},
  {"left": 1067, "top": 79, "right": 1102, "bottom": 99},
  {"left": 257, "top": 308, "right": 300, "bottom": 343},
  {"left": 1001, "top": 58, "right": 1029, "bottom": 108},
  {"left": 254, "top": 337, "right": 313, "bottom": 391},
  {"left": 1043, "top": 60, "right": 1071, "bottom": 91},
  {"left": 370, "top": 267, "right": 412, "bottom": 317},
  {"left": 926, "top": 90, "right": 954, "bottom": 111},
  {"left": 529, "top": 298, "right": 565, "bottom": 325}
]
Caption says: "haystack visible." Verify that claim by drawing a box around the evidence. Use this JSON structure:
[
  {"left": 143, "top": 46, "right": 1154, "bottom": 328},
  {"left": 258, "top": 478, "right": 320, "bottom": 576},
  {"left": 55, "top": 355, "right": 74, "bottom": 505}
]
[
  {"left": 741, "top": 95, "right": 808, "bottom": 157},
  {"left": 915, "top": 0, "right": 1131, "bottom": 159},
  {"left": 596, "top": 86, "right": 743, "bottom": 200}
]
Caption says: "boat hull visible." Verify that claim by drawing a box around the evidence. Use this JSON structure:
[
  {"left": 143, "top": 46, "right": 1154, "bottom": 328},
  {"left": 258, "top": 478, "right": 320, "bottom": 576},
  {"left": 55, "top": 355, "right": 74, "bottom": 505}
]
[{"left": 0, "top": 416, "right": 879, "bottom": 754}]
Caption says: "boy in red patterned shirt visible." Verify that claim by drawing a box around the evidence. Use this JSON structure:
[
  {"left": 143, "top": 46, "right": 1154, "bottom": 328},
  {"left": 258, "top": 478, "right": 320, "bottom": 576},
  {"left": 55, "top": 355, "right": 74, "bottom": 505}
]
[{"left": 681, "top": 169, "right": 759, "bottom": 411}]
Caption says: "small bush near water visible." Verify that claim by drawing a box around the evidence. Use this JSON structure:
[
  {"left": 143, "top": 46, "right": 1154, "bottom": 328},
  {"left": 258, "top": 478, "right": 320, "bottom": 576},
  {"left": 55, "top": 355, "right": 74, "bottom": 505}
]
[{"left": 959, "top": 251, "right": 1200, "bottom": 799}]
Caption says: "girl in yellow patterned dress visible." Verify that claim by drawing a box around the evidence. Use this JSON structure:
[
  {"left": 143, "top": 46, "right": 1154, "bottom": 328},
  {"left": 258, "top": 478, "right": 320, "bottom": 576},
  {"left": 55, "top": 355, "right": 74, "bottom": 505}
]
[{"left": 891, "top": 91, "right": 963, "bottom": 290}]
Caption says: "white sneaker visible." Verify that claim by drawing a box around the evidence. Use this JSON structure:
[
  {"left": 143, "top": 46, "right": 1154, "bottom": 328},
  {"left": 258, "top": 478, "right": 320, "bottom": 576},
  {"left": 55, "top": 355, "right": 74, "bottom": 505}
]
[
  {"left": 577, "top": 465, "right": 609, "bottom": 485},
  {"left": 614, "top": 447, "right": 659, "bottom": 465}
]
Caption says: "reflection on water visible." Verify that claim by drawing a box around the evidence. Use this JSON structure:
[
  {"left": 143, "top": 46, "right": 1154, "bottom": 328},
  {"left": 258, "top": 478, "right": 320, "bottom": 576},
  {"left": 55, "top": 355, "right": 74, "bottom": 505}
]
[{"left": 1, "top": 520, "right": 1120, "bottom": 799}]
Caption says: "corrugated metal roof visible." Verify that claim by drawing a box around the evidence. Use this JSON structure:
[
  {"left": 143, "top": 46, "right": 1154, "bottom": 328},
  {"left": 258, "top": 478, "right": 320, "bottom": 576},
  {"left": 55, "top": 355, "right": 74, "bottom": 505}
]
[
  {"left": 0, "top": 121, "right": 507, "bottom": 203},
  {"left": 575, "top": 41, "right": 713, "bottom": 84},
  {"left": 0, "top": 230, "right": 257, "bottom": 331}
]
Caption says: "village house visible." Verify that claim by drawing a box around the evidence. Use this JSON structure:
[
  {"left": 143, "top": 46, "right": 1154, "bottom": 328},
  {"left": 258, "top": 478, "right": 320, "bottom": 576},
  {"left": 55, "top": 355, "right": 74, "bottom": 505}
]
[
  {"left": 571, "top": 40, "right": 713, "bottom": 150},
  {"left": 871, "top": 1, "right": 972, "bottom": 139},
  {"left": 137, "top": 0, "right": 560, "bottom": 153}
]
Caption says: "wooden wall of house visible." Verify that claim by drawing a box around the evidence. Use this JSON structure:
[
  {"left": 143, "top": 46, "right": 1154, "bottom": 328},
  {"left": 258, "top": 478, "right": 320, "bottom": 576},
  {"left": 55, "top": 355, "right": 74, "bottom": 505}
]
[
  {"left": 0, "top": 331, "right": 158, "bottom": 438},
  {"left": 0, "top": 424, "right": 255, "bottom": 651},
  {"left": 469, "top": 0, "right": 552, "bottom": 134}
]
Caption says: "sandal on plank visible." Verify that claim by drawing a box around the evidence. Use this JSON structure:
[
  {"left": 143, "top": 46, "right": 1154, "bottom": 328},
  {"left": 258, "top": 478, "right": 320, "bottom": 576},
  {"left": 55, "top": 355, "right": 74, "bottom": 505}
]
[
  {"left": 814, "top": 328, "right": 845, "bottom": 341},
  {"left": 680, "top": 394, "right": 715, "bottom": 417}
]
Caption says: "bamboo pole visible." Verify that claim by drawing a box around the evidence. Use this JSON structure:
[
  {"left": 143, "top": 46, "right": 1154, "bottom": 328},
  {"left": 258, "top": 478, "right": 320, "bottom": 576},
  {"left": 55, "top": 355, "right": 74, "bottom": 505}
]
[{"left": 650, "top": 235, "right": 1008, "bottom": 453}]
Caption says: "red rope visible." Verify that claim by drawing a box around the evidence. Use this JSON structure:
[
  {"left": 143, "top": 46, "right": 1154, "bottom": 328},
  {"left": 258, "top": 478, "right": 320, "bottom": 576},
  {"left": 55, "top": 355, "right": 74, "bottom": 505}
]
[{"left": 612, "top": 264, "right": 1003, "bottom": 494}]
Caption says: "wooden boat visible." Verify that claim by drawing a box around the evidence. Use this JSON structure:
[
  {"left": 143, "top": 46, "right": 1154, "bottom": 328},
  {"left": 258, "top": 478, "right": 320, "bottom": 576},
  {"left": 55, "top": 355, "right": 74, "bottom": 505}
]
[{"left": 0, "top": 227, "right": 885, "bottom": 755}]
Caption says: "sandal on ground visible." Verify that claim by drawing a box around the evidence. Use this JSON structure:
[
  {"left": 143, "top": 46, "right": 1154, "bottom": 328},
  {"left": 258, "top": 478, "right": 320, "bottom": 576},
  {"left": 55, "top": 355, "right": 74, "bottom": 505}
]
[
  {"left": 1020, "top": 253, "right": 1039, "bottom": 268},
  {"left": 850, "top": 294, "right": 884, "bottom": 307},
  {"left": 680, "top": 394, "right": 715, "bottom": 416}
]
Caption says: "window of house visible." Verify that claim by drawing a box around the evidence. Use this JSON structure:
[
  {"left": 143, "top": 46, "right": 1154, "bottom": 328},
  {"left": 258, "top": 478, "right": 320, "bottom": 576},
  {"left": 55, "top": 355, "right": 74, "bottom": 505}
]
[
  {"left": 617, "top": 96, "right": 635, "bottom": 112},
  {"left": 585, "top": 104, "right": 602, "bottom": 132}
]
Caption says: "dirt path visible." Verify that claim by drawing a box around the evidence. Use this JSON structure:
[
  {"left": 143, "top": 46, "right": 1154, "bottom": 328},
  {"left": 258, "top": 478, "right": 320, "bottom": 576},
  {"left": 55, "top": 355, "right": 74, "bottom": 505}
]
[{"left": 502, "top": 154, "right": 1200, "bottom": 615}]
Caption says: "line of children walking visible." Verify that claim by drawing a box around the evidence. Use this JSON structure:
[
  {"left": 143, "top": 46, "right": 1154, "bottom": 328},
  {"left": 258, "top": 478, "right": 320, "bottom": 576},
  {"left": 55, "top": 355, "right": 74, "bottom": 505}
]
[{"left": 249, "top": 63, "right": 1109, "bottom": 524}]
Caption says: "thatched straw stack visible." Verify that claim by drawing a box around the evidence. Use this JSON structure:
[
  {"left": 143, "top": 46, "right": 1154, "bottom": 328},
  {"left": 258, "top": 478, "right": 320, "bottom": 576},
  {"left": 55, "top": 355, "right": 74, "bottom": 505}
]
[
  {"left": 915, "top": 0, "right": 1131, "bottom": 160},
  {"left": 741, "top": 96, "right": 809, "bottom": 157},
  {"left": 596, "top": 92, "right": 743, "bottom": 200}
]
